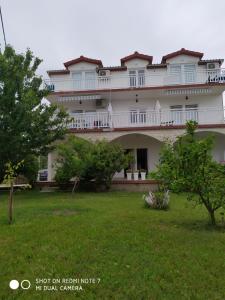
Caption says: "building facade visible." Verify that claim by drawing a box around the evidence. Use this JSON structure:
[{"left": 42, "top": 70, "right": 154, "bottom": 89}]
[{"left": 45, "top": 48, "right": 225, "bottom": 182}]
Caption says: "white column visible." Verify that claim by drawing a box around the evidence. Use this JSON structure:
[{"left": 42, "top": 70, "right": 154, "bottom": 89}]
[
  {"left": 134, "top": 148, "right": 137, "bottom": 170},
  {"left": 47, "top": 153, "right": 53, "bottom": 182}
]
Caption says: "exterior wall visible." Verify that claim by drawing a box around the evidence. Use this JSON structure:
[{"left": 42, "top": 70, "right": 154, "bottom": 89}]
[
  {"left": 47, "top": 128, "right": 225, "bottom": 181},
  {"left": 67, "top": 62, "right": 97, "bottom": 71},
  {"left": 166, "top": 55, "right": 200, "bottom": 64},
  {"left": 73, "top": 127, "right": 225, "bottom": 143},
  {"left": 111, "top": 94, "right": 223, "bottom": 112},
  {"left": 112, "top": 134, "right": 163, "bottom": 172},
  {"left": 48, "top": 54, "right": 214, "bottom": 91},
  {"left": 124, "top": 58, "right": 149, "bottom": 68}
]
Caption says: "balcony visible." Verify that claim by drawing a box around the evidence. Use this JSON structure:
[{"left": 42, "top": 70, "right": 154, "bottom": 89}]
[
  {"left": 69, "top": 108, "right": 225, "bottom": 130},
  {"left": 45, "top": 69, "right": 225, "bottom": 92}
]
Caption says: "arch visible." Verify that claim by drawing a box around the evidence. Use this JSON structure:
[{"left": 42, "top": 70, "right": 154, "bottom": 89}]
[
  {"left": 174, "top": 130, "right": 225, "bottom": 163},
  {"left": 110, "top": 132, "right": 163, "bottom": 144},
  {"left": 110, "top": 133, "right": 164, "bottom": 177}
]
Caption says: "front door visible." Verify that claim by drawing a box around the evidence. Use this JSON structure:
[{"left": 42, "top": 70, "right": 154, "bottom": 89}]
[{"left": 137, "top": 148, "right": 148, "bottom": 172}]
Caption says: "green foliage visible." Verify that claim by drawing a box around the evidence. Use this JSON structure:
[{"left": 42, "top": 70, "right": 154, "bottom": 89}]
[
  {"left": 55, "top": 136, "right": 132, "bottom": 189},
  {"left": 39, "top": 155, "right": 48, "bottom": 170},
  {"left": 0, "top": 45, "right": 69, "bottom": 182},
  {"left": 151, "top": 121, "right": 225, "bottom": 225},
  {"left": 4, "top": 160, "right": 24, "bottom": 184},
  {"left": 55, "top": 136, "right": 91, "bottom": 185},
  {"left": 85, "top": 140, "right": 132, "bottom": 189},
  {"left": 20, "top": 155, "right": 39, "bottom": 185},
  {"left": 144, "top": 189, "right": 170, "bottom": 210}
]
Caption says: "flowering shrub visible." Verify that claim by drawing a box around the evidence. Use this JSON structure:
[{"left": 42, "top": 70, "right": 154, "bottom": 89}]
[{"left": 143, "top": 190, "right": 170, "bottom": 210}]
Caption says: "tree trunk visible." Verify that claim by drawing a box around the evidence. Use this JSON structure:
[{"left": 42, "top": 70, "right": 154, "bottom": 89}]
[
  {"left": 8, "top": 180, "right": 14, "bottom": 224},
  {"left": 209, "top": 210, "right": 216, "bottom": 226}
]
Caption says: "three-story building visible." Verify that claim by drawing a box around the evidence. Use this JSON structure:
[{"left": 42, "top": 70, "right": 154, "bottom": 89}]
[{"left": 45, "top": 48, "right": 225, "bottom": 184}]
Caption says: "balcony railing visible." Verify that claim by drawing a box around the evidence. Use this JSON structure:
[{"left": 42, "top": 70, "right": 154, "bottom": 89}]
[
  {"left": 45, "top": 69, "right": 225, "bottom": 92},
  {"left": 69, "top": 108, "right": 225, "bottom": 130}
]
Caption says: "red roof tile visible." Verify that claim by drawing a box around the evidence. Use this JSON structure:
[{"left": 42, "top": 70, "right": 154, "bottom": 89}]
[
  {"left": 47, "top": 69, "right": 70, "bottom": 75},
  {"left": 64, "top": 55, "right": 103, "bottom": 68},
  {"left": 161, "top": 48, "right": 203, "bottom": 63},
  {"left": 121, "top": 51, "right": 153, "bottom": 65}
]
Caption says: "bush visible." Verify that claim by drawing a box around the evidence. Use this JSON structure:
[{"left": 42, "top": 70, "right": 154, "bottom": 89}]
[
  {"left": 55, "top": 136, "right": 133, "bottom": 191},
  {"left": 18, "top": 155, "right": 39, "bottom": 186}
]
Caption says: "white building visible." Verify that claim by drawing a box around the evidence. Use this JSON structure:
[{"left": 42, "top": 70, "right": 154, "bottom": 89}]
[{"left": 45, "top": 48, "right": 225, "bottom": 184}]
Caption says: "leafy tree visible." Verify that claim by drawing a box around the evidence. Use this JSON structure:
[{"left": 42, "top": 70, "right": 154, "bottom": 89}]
[
  {"left": 20, "top": 155, "right": 39, "bottom": 185},
  {"left": 0, "top": 45, "right": 69, "bottom": 182},
  {"left": 86, "top": 140, "right": 132, "bottom": 189},
  {"left": 55, "top": 136, "right": 91, "bottom": 192},
  {"left": 4, "top": 161, "right": 25, "bottom": 224},
  {"left": 55, "top": 136, "right": 133, "bottom": 191},
  {"left": 151, "top": 121, "right": 225, "bottom": 226}
]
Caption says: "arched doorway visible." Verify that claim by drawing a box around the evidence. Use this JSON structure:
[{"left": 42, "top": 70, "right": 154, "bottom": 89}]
[{"left": 111, "top": 133, "right": 163, "bottom": 179}]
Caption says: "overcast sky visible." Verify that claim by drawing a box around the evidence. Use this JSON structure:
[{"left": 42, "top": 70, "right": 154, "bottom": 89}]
[{"left": 1, "top": 0, "right": 225, "bottom": 77}]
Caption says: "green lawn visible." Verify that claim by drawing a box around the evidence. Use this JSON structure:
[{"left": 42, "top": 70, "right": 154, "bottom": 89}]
[{"left": 0, "top": 191, "right": 224, "bottom": 300}]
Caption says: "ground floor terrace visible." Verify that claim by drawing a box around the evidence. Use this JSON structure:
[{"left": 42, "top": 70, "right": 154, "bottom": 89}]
[{"left": 42, "top": 126, "right": 225, "bottom": 188}]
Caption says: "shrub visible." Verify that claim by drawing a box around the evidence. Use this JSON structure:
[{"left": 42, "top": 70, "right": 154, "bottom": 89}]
[
  {"left": 55, "top": 136, "right": 133, "bottom": 191},
  {"left": 143, "top": 190, "right": 170, "bottom": 210},
  {"left": 20, "top": 155, "right": 39, "bottom": 185}
]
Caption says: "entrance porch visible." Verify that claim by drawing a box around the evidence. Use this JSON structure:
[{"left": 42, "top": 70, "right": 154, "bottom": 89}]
[{"left": 111, "top": 133, "right": 163, "bottom": 180}]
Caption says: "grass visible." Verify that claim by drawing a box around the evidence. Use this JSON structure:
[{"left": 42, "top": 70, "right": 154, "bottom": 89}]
[{"left": 0, "top": 190, "right": 224, "bottom": 300}]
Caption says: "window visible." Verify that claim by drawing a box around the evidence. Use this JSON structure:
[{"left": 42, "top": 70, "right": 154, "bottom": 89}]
[
  {"left": 169, "top": 65, "right": 182, "bottom": 84},
  {"left": 130, "top": 110, "right": 138, "bottom": 123},
  {"left": 185, "top": 104, "right": 198, "bottom": 122},
  {"left": 170, "top": 104, "right": 198, "bottom": 124},
  {"left": 72, "top": 71, "right": 96, "bottom": 90},
  {"left": 129, "top": 70, "right": 145, "bottom": 87},
  {"left": 85, "top": 71, "right": 96, "bottom": 89},
  {"left": 129, "top": 71, "right": 136, "bottom": 87},
  {"left": 72, "top": 72, "right": 82, "bottom": 89},
  {"left": 184, "top": 65, "right": 196, "bottom": 83},
  {"left": 138, "top": 70, "right": 145, "bottom": 86},
  {"left": 170, "top": 105, "right": 183, "bottom": 124},
  {"left": 139, "top": 110, "right": 146, "bottom": 123},
  {"left": 130, "top": 109, "right": 146, "bottom": 124},
  {"left": 169, "top": 64, "right": 196, "bottom": 84},
  {"left": 71, "top": 110, "right": 83, "bottom": 114}
]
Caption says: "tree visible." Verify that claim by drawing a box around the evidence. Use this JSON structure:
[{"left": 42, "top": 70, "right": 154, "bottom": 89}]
[
  {"left": 4, "top": 161, "right": 24, "bottom": 224},
  {"left": 20, "top": 155, "right": 39, "bottom": 185},
  {"left": 151, "top": 121, "right": 225, "bottom": 226},
  {"left": 0, "top": 45, "right": 69, "bottom": 182},
  {"left": 55, "top": 136, "right": 91, "bottom": 193},
  {"left": 55, "top": 136, "right": 133, "bottom": 191},
  {"left": 85, "top": 140, "right": 132, "bottom": 189}
]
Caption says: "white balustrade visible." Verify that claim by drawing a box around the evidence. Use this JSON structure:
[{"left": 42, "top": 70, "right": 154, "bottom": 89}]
[
  {"left": 44, "top": 69, "right": 225, "bottom": 92},
  {"left": 69, "top": 108, "right": 225, "bottom": 130}
]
